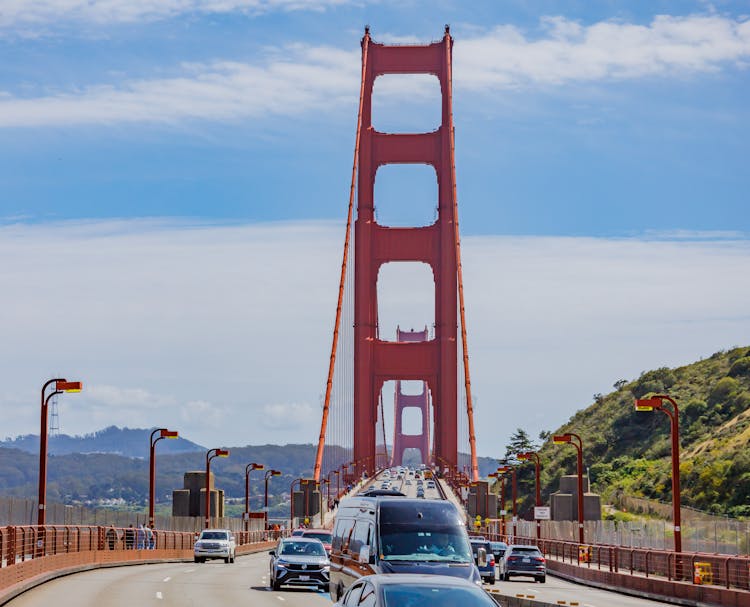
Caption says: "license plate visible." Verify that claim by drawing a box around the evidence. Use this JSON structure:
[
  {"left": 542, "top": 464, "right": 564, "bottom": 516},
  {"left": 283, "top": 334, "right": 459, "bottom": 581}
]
[
  {"left": 523, "top": 557, "right": 530, "bottom": 563},
  {"left": 299, "top": 575, "right": 310, "bottom": 581}
]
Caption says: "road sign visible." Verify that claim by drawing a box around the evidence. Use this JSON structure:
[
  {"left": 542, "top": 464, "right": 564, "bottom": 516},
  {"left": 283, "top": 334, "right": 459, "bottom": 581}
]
[{"left": 534, "top": 506, "right": 551, "bottom": 520}]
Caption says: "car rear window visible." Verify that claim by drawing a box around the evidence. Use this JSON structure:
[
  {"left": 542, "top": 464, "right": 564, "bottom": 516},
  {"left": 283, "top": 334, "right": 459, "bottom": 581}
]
[
  {"left": 383, "top": 585, "right": 496, "bottom": 606},
  {"left": 303, "top": 532, "right": 332, "bottom": 543},
  {"left": 511, "top": 547, "right": 542, "bottom": 555}
]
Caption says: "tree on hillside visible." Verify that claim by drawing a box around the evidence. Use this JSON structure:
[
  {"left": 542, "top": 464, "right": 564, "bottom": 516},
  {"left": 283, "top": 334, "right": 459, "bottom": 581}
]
[{"left": 504, "top": 428, "right": 537, "bottom": 459}]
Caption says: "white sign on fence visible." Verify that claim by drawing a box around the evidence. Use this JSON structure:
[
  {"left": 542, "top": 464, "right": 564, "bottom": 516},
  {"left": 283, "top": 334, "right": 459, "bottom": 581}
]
[{"left": 534, "top": 506, "right": 551, "bottom": 520}]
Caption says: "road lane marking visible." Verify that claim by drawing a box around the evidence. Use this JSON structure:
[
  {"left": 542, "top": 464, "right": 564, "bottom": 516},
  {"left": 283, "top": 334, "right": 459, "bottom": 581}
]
[
  {"left": 155, "top": 592, "right": 163, "bottom": 600},
  {"left": 276, "top": 597, "right": 285, "bottom": 601},
  {"left": 184, "top": 568, "right": 195, "bottom": 573},
  {"left": 163, "top": 577, "right": 171, "bottom": 582}
]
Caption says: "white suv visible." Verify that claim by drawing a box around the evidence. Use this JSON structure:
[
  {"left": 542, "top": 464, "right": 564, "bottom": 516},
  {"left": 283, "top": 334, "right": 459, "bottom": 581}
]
[{"left": 194, "top": 529, "right": 236, "bottom": 563}]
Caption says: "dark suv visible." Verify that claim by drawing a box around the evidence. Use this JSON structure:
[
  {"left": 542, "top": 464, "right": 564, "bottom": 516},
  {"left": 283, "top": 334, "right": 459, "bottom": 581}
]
[
  {"left": 469, "top": 539, "right": 495, "bottom": 584},
  {"left": 498, "top": 544, "right": 546, "bottom": 583},
  {"left": 269, "top": 537, "right": 330, "bottom": 591}
]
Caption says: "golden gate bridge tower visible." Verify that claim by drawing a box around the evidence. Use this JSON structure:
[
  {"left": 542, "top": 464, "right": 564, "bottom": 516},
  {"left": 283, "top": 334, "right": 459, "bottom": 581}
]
[{"left": 314, "top": 26, "right": 479, "bottom": 483}]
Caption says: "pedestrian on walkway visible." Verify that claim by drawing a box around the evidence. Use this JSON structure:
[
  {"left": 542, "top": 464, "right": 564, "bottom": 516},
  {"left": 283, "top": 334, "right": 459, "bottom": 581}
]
[{"left": 125, "top": 524, "right": 135, "bottom": 550}]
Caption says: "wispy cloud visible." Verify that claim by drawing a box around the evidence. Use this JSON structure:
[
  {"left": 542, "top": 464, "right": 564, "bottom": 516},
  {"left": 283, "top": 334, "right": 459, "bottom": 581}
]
[
  {"left": 456, "top": 15, "right": 750, "bottom": 89},
  {"left": 0, "top": 219, "right": 748, "bottom": 449},
  {"left": 0, "top": 50, "right": 360, "bottom": 127},
  {"left": 0, "top": 0, "right": 354, "bottom": 28},
  {"left": 1, "top": 15, "right": 748, "bottom": 128}
]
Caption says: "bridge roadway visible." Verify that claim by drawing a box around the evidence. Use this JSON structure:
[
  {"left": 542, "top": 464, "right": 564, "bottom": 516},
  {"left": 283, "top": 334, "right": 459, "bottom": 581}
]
[
  {"left": 2, "top": 469, "right": 681, "bottom": 607},
  {"left": 4, "top": 552, "right": 674, "bottom": 607}
]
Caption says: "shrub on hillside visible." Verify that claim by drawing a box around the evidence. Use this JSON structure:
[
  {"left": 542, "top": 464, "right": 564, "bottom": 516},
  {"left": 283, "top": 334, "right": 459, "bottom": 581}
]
[
  {"left": 728, "top": 357, "right": 750, "bottom": 378},
  {"left": 708, "top": 377, "right": 740, "bottom": 406},
  {"left": 631, "top": 367, "right": 676, "bottom": 398}
]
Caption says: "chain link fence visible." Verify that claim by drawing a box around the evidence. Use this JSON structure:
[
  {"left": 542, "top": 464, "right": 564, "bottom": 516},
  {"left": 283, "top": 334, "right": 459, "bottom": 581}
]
[
  {"left": 509, "top": 518, "right": 750, "bottom": 555},
  {"left": 0, "top": 496, "right": 264, "bottom": 533}
]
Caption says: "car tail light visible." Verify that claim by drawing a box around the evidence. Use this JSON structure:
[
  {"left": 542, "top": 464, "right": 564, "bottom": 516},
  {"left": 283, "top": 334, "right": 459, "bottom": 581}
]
[
  {"left": 489, "top": 556, "right": 495, "bottom": 566},
  {"left": 538, "top": 557, "right": 545, "bottom": 563}
]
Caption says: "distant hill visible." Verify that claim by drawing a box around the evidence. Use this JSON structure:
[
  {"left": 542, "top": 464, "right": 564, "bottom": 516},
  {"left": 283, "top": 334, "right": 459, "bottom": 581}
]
[
  {"left": 0, "top": 442, "right": 322, "bottom": 516},
  {"left": 508, "top": 346, "right": 750, "bottom": 519},
  {"left": 0, "top": 426, "right": 205, "bottom": 458}
]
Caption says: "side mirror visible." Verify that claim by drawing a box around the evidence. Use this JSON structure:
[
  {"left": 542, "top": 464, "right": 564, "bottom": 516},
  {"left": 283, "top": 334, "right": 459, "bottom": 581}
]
[
  {"left": 269, "top": 550, "right": 276, "bottom": 556},
  {"left": 477, "top": 547, "right": 488, "bottom": 567},
  {"left": 230, "top": 536, "right": 235, "bottom": 542},
  {"left": 358, "top": 545, "right": 370, "bottom": 564}
]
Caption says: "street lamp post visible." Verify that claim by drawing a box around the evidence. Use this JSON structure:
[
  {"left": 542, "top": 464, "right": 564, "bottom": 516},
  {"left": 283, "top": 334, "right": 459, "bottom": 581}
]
[
  {"left": 149, "top": 428, "right": 178, "bottom": 528},
  {"left": 497, "top": 465, "right": 517, "bottom": 540},
  {"left": 635, "top": 395, "right": 682, "bottom": 573},
  {"left": 341, "top": 462, "right": 350, "bottom": 489},
  {"left": 333, "top": 469, "right": 341, "bottom": 499},
  {"left": 517, "top": 451, "right": 542, "bottom": 539},
  {"left": 320, "top": 479, "right": 330, "bottom": 521},
  {"left": 264, "top": 469, "right": 282, "bottom": 530},
  {"left": 487, "top": 472, "right": 498, "bottom": 533},
  {"left": 38, "top": 379, "right": 82, "bottom": 528},
  {"left": 244, "top": 463, "right": 264, "bottom": 531},
  {"left": 553, "top": 433, "right": 584, "bottom": 544},
  {"left": 499, "top": 473, "right": 506, "bottom": 536},
  {"left": 205, "top": 448, "right": 230, "bottom": 529}
]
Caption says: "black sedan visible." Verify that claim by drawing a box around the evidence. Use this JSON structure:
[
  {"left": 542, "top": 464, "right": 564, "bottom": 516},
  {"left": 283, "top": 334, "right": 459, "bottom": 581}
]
[{"left": 333, "top": 574, "right": 497, "bottom": 607}]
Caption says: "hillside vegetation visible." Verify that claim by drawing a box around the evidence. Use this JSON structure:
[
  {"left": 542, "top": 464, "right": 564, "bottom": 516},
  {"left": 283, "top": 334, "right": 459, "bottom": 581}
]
[{"left": 520, "top": 346, "right": 750, "bottom": 519}]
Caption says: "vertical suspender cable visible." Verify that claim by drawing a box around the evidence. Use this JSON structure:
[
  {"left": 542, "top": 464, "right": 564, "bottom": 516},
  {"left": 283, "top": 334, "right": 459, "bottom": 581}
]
[
  {"left": 379, "top": 391, "right": 389, "bottom": 468},
  {"left": 444, "top": 32, "right": 479, "bottom": 482},
  {"left": 313, "top": 30, "right": 370, "bottom": 481}
]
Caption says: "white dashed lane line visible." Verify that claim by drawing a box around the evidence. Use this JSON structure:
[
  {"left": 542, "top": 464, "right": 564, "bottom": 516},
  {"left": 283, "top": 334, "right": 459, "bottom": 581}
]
[
  {"left": 155, "top": 591, "right": 163, "bottom": 600},
  {"left": 163, "top": 577, "right": 171, "bottom": 582}
]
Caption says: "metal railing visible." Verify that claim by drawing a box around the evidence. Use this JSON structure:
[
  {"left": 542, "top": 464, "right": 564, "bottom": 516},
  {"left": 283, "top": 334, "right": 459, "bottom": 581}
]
[
  {"left": 0, "top": 523, "right": 286, "bottom": 602},
  {"left": 479, "top": 531, "right": 750, "bottom": 592}
]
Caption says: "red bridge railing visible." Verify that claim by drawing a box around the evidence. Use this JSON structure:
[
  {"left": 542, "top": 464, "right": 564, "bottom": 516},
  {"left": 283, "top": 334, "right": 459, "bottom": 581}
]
[
  {"left": 0, "top": 525, "right": 281, "bottom": 601},
  {"left": 479, "top": 531, "right": 750, "bottom": 598}
]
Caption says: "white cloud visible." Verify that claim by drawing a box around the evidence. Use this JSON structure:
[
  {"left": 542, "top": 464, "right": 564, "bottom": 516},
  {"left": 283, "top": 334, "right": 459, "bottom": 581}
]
[
  {"left": 1, "top": 15, "right": 749, "bottom": 127},
  {"left": 456, "top": 15, "right": 750, "bottom": 90},
  {"left": 0, "top": 219, "right": 748, "bottom": 452},
  {"left": 0, "top": 50, "right": 360, "bottom": 127},
  {"left": 261, "top": 402, "right": 320, "bottom": 430},
  {"left": 0, "top": 0, "right": 354, "bottom": 27}
]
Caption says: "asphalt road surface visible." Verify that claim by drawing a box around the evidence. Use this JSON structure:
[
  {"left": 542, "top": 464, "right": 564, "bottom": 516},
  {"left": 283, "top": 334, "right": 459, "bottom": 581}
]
[
  {"left": 6, "top": 552, "right": 331, "bottom": 607},
  {"left": 8, "top": 551, "right": 677, "bottom": 607},
  {"left": 491, "top": 573, "right": 675, "bottom": 607}
]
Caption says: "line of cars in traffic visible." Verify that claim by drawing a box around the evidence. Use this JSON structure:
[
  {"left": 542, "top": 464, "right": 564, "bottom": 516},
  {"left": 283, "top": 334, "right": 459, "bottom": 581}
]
[{"left": 261, "top": 466, "right": 547, "bottom": 605}]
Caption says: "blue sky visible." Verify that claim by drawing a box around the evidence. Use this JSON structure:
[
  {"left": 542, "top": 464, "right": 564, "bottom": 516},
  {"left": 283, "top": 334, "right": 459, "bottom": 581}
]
[{"left": 1, "top": 1, "right": 749, "bottom": 457}]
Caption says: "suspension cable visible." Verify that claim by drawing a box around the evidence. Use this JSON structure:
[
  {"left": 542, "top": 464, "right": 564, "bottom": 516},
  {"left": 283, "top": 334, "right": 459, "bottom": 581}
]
[{"left": 313, "top": 29, "right": 370, "bottom": 481}]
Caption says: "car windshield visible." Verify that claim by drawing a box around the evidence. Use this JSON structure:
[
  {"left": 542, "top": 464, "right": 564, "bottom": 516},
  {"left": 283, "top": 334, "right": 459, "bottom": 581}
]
[
  {"left": 383, "top": 585, "right": 496, "bottom": 606},
  {"left": 380, "top": 526, "right": 472, "bottom": 563},
  {"left": 511, "top": 547, "right": 542, "bottom": 556},
  {"left": 200, "top": 532, "right": 228, "bottom": 540},
  {"left": 280, "top": 541, "right": 326, "bottom": 556},
  {"left": 304, "top": 532, "right": 331, "bottom": 543}
]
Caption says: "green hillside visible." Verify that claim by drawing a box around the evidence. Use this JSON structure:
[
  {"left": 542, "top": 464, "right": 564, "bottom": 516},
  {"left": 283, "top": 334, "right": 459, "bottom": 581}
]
[{"left": 510, "top": 346, "right": 750, "bottom": 519}]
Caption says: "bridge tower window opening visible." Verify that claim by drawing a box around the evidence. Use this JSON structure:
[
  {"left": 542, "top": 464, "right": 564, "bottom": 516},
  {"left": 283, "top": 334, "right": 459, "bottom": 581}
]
[
  {"left": 371, "top": 73, "right": 442, "bottom": 134},
  {"left": 373, "top": 163, "right": 438, "bottom": 228},
  {"left": 376, "top": 262, "right": 435, "bottom": 344}
]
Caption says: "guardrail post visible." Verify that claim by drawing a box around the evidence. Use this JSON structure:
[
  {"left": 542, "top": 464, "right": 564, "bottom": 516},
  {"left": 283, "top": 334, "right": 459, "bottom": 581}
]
[
  {"left": 7, "top": 526, "right": 16, "bottom": 566},
  {"left": 725, "top": 557, "right": 731, "bottom": 589}
]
